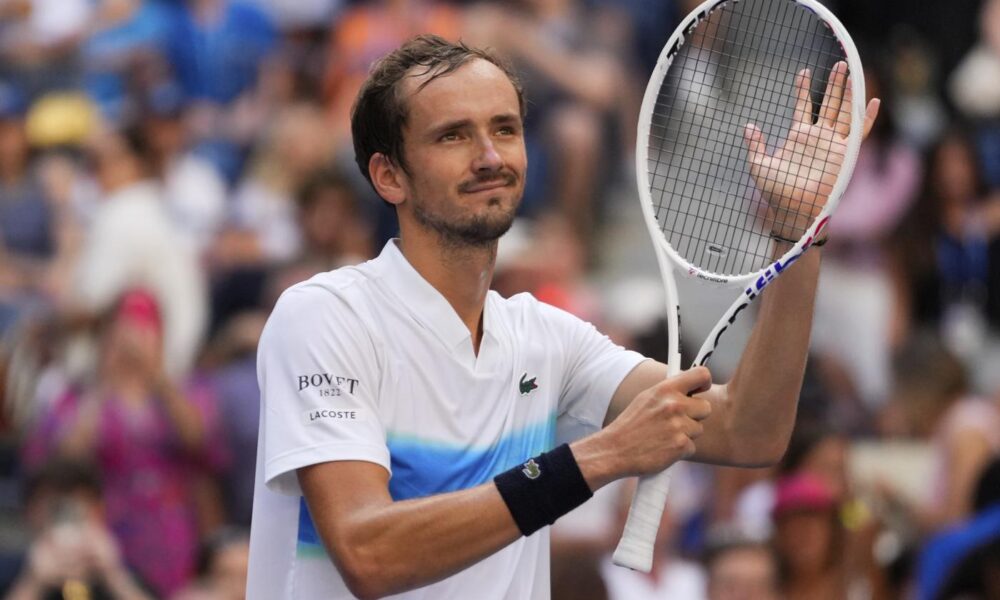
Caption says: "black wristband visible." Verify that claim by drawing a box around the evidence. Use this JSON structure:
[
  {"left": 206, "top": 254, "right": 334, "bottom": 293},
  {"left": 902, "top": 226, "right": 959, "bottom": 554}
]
[{"left": 493, "top": 444, "right": 593, "bottom": 537}]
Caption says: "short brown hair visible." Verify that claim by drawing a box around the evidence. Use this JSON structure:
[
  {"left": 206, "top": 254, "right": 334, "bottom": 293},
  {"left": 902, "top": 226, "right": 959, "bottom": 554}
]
[{"left": 350, "top": 34, "right": 525, "bottom": 189}]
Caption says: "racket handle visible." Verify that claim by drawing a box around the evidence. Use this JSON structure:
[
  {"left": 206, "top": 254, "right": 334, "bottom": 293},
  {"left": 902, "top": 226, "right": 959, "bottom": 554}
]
[{"left": 612, "top": 466, "right": 673, "bottom": 572}]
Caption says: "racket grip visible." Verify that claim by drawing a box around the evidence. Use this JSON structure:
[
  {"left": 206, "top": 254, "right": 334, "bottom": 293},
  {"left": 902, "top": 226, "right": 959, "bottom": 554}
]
[{"left": 612, "top": 467, "right": 673, "bottom": 572}]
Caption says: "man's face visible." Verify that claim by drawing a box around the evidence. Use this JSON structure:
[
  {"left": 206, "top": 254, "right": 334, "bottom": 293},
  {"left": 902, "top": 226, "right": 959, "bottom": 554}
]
[{"left": 394, "top": 59, "right": 526, "bottom": 246}]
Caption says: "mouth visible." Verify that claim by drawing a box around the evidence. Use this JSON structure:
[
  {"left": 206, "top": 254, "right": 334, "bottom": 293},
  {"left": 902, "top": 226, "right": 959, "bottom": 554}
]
[{"left": 459, "top": 174, "right": 516, "bottom": 195}]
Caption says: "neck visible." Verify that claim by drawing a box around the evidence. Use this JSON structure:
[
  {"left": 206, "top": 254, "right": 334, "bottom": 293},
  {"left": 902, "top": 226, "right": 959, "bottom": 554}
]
[{"left": 398, "top": 229, "right": 497, "bottom": 351}]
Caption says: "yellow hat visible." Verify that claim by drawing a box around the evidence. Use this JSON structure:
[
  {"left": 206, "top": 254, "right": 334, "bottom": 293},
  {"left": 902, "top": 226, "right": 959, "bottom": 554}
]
[{"left": 25, "top": 92, "right": 98, "bottom": 147}]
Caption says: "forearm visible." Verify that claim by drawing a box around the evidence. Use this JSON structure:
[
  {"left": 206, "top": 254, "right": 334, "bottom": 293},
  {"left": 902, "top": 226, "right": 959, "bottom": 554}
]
[
  {"left": 720, "top": 245, "right": 821, "bottom": 464},
  {"left": 301, "top": 465, "right": 521, "bottom": 599}
]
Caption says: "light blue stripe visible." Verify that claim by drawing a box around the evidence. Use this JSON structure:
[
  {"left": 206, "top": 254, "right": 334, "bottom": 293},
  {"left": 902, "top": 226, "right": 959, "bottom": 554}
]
[{"left": 386, "top": 416, "right": 557, "bottom": 500}]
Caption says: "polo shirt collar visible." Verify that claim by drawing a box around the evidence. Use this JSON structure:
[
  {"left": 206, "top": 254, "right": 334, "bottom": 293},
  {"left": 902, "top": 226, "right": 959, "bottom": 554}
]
[{"left": 375, "top": 240, "right": 495, "bottom": 351}]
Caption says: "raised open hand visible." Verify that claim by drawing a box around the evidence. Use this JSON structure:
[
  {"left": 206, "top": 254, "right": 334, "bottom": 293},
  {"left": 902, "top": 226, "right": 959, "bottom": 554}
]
[{"left": 744, "top": 61, "right": 880, "bottom": 241}]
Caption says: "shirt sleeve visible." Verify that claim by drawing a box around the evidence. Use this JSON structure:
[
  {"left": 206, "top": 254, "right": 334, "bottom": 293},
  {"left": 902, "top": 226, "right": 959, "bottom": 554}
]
[
  {"left": 541, "top": 304, "right": 647, "bottom": 444},
  {"left": 257, "top": 282, "right": 388, "bottom": 496}
]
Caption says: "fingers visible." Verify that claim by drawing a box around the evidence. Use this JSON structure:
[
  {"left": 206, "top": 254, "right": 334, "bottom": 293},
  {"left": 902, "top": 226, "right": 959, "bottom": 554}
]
[
  {"left": 862, "top": 98, "right": 881, "bottom": 140},
  {"left": 834, "top": 72, "right": 853, "bottom": 138},
  {"left": 744, "top": 123, "right": 767, "bottom": 164},
  {"left": 683, "top": 396, "right": 713, "bottom": 422},
  {"left": 819, "top": 61, "right": 847, "bottom": 128},
  {"left": 792, "top": 68, "right": 812, "bottom": 125},
  {"left": 651, "top": 367, "right": 713, "bottom": 423},
  {"left": 658, "top": 365, "right": 713, "bottom": 397},
  {"left": 833, "top": 76, "right": 881, "bottom": 141}
]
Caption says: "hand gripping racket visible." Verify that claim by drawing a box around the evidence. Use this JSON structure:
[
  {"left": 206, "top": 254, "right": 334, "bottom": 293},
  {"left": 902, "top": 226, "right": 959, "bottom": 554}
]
[{"left": 613, "top": 0, "right": 866, "bottom": 572}]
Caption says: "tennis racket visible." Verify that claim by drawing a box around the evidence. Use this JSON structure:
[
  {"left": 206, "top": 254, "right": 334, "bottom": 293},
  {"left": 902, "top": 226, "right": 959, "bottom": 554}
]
[{"left": 613, "top": 0, "right": 869, "bottom": 572}]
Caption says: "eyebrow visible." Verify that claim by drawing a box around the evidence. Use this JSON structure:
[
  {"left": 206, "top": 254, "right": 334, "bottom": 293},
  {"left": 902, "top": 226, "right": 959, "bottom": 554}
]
[{"left": 427, "top": 113, "right": 522, "bottom": 137}]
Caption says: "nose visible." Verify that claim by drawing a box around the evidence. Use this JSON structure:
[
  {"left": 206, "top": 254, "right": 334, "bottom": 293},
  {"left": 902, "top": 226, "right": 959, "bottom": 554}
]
[{"left": 472, "top": 137, "right": 503, "bottom": 173}]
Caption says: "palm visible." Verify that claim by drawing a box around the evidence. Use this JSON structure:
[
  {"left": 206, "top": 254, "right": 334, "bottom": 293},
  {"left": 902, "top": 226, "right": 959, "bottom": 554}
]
[{"left": 744, "top": 62, "right": 858, "bottom": 241}]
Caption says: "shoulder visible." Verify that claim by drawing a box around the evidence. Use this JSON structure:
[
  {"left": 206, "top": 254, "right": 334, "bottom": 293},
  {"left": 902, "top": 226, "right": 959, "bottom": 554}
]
[
  {"left": 263, "top": 254, "right": 397, "bottom": 335},
  {"left": 268, "top": 264, "right": 378, "bottom": 322}
]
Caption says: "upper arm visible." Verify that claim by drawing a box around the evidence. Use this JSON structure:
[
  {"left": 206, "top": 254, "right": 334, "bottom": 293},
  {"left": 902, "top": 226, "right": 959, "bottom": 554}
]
[
  {"left": 605, "top": 358, "right": 665, "bottom": 427},
  {"left": 542, "top": 302, "right": 645, "bottom": 442},
  {"left": 258, "top": 285, "right": 389, "bottom": 495}
]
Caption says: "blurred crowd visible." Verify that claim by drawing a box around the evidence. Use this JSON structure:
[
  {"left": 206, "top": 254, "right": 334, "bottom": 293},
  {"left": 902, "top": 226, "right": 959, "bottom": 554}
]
[{"left": 0, "top": 0, "right": 997, "bottom": 598}]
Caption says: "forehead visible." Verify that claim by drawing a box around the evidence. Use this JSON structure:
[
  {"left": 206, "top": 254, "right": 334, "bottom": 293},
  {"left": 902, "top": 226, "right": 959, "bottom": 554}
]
[{"left": 400, "top": 58, "right": 520, "bottom": 131}]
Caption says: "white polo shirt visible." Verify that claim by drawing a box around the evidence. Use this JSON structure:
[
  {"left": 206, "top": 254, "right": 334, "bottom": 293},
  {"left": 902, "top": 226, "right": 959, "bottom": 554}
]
[{"left": 247, "top": 240, "right": 645, "bottom": 600}]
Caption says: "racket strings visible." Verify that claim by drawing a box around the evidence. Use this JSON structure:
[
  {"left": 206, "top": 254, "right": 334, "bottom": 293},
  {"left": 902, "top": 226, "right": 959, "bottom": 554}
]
[{"left": 647, "top": 0, "right": 849, "bottom": 277}]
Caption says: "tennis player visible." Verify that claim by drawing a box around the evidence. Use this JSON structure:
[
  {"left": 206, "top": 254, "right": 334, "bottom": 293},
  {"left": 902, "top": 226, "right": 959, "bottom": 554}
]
[{"left": 247, "top": 35, "right": 877, "bottom": 599}]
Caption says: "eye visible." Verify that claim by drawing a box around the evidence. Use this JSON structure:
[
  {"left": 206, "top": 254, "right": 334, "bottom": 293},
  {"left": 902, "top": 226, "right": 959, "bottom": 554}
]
[
  {"left": 438, "top": 131, "right": 462, "bottom": 142},
  {"left": 496, "top": 126, "right": 517, "bottom": 136}
]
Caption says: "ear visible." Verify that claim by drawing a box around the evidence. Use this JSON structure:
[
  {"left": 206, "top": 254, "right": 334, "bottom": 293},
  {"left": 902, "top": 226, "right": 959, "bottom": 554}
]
[{"left": 369, "top": 153, "right": 406, "bottom": 206}]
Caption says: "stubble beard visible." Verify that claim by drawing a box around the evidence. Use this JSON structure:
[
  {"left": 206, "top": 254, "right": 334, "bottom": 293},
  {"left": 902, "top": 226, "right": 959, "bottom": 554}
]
[{"left": 412, "top": 195, "right": 518, "bottom": 249}]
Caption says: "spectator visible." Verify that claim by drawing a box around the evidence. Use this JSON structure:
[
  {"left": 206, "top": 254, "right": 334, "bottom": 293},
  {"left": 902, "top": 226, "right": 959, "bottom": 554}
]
[
  {"left": 917, "top": 457, "right": 1000, "bottom": 600},
  {"left": 1, "top": 459, "right": 153, "bottom": 599},
  {"left": 293, "top": 167, "right": 374, "bottom": 272},
  {"left": 704, "top": 536, "right": 780, "bottom": 600},
  {"left": 22, "top": 290, "right": 228, "bottom": 597},
  {"left": 140, "top": 83, "right": 227, "bottom": 255},
  {"left": 170, "top": 527, "right": 249, "bottom": 600},
  {"left": 168, "top": 0, "right": 276, "bottom": 106},
  {"left": 0, "top": 0, "right": 91, "bottom": 96},
  {"left": 74, "top": 125, "right": 207, "bottom": 379},
  {"left": 166, "top": 0, "right": 277, "bottom": 180},
  {"left": 949, "top": 0, "right": 1000, "bottom": 121},
  {"left": 203, "top": 312, "right": 265, "bottom": 527},
  {"left": 950, "top": 0, "right": 1000, "bottom": 189},
  {"left": 217, "top": 102, "right": 332, "bottom": 269},
  {"left": 885, "top": 336, "right": 1000, "bottom": 533},
  {"left": 891, "top": 130, "right": 1000, "bottom": 359},
  {"left": 772, "top": 473, "right": 848, "bottom": 600},
  {"left": 0, "top": 84, "right": 52, "bottom": 336},
  {"left": 81, "top": 0, "right": 179, "bottom": 121}
]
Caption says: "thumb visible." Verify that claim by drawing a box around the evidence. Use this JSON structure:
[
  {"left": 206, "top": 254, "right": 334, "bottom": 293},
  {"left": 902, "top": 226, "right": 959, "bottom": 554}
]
[{"left": 744, "top": 123, "right": 767, "bottom": 163}]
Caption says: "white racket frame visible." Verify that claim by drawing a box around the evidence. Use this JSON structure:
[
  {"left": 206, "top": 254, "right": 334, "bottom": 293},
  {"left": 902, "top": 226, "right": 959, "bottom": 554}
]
[{"left": 613, "top": 0, "right": 865, "bottom": 573}]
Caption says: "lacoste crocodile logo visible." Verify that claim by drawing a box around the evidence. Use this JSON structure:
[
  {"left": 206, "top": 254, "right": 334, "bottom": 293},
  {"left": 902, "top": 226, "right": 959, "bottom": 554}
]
[
  {"left": 522, "top": 459, "right": 541, "bottom": 479},
  {"left": 519, "top": 373, "right": 538, "bottom": 395}
]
